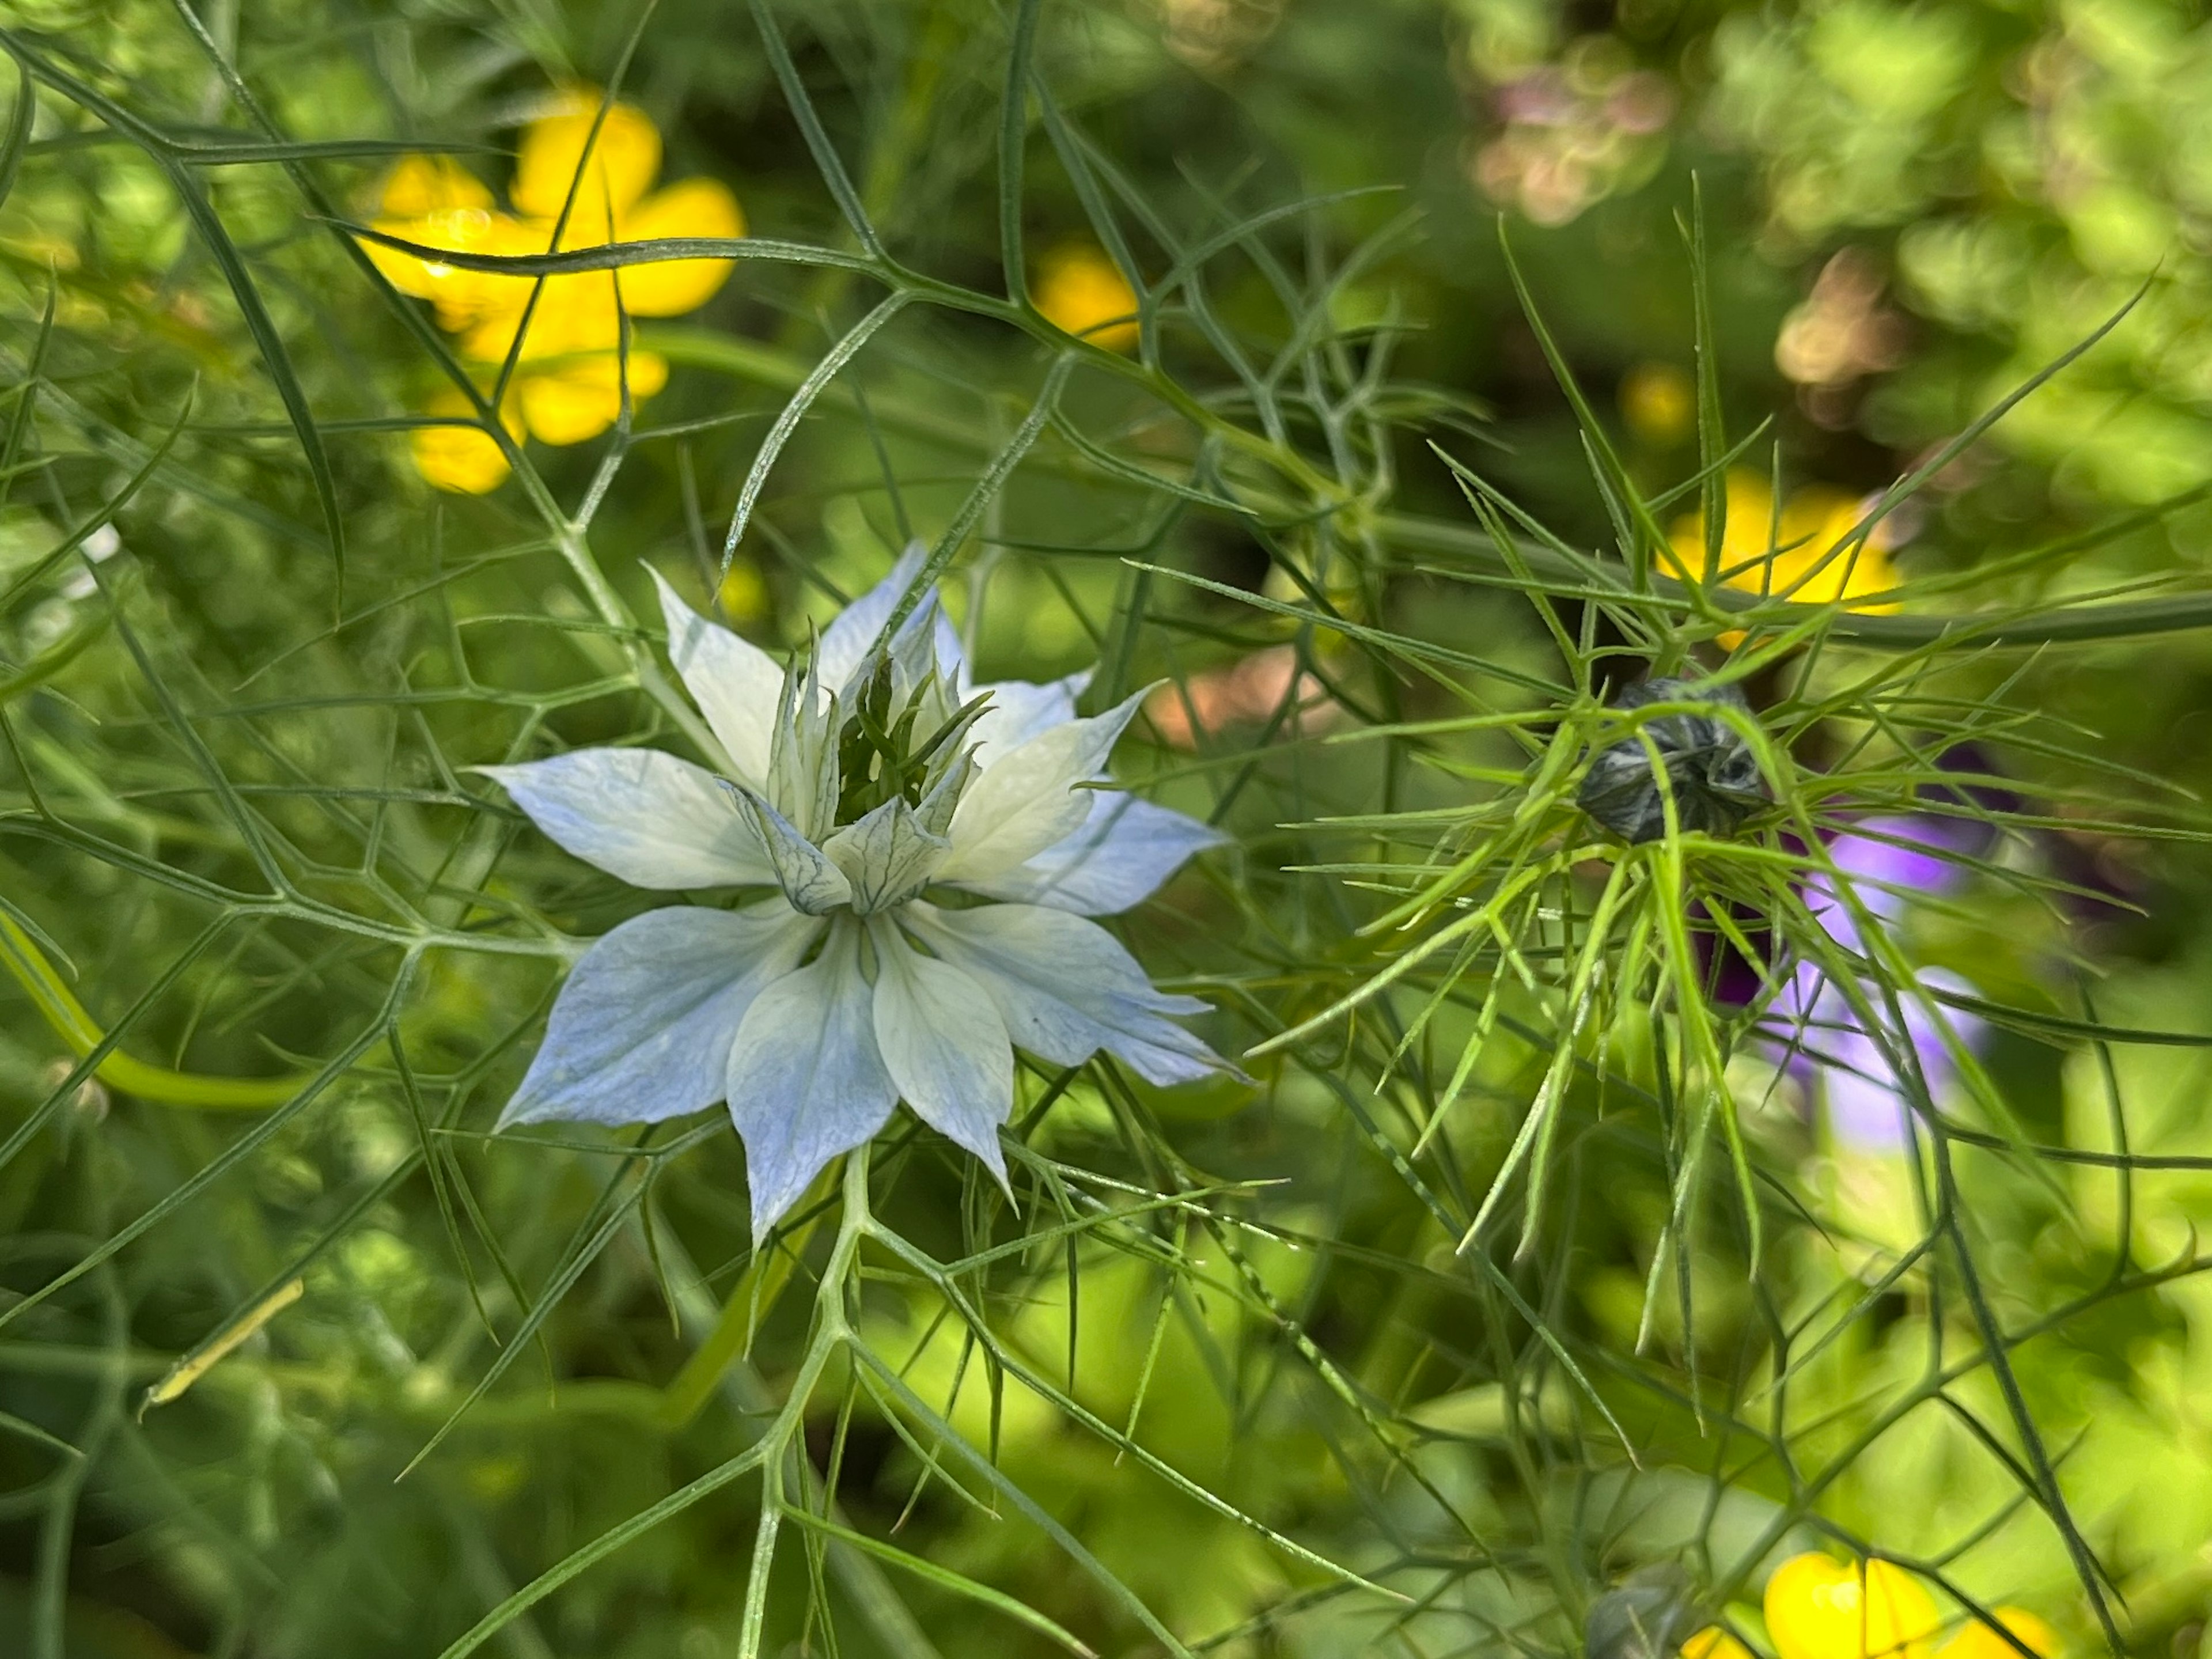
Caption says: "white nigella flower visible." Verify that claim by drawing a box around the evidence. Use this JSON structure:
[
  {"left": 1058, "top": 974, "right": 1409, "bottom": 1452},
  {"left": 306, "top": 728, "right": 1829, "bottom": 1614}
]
[{"left": 482, "top": 547, "right": 1229, "bottom": 1237}]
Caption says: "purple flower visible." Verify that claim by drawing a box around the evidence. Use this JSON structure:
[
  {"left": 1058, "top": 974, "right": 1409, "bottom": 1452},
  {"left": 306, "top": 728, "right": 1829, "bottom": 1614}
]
[{"left": 1770, "top": 815, "right": 1987, "bottom": 1151}]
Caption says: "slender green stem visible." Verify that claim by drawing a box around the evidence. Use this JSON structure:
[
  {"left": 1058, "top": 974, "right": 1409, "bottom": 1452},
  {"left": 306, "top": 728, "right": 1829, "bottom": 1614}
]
[{"left": 0, "top": 910, "right": 309, "bottom": 1108}]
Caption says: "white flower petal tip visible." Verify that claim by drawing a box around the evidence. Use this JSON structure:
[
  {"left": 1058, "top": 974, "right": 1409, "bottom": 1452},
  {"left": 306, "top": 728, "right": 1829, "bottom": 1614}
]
[
  {"left": 967, "top": 669, "right": 1092, "bottom": 766},
  {"left": 647, "top": 566, "right": 782, "bottom": 787},
  {"left": 937, "top": 689, "right": 1151, "bottom": 885},
  {"left": 817, "top": 541, "right": 956, "bottom": 694}
]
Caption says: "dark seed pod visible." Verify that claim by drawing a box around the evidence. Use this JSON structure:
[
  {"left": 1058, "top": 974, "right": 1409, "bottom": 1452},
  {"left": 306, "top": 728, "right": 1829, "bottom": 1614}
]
[
  {"left": 1585, "top": 1563, "right": 1707, "bottom": 1659},
  {"left": 1577, "top": 676, "right": 1767, "bottom": 844}
]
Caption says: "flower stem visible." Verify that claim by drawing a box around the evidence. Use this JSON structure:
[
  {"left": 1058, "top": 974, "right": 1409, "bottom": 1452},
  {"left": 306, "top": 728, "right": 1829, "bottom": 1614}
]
[{"left": 0, "top": 910, "right": 309, "bottom": 1109}]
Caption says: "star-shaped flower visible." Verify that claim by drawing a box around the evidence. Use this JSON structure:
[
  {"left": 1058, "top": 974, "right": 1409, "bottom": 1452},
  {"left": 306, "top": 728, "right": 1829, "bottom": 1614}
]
[{"left": 483, "top": 550, "right": 1230, "bottom": 1236}]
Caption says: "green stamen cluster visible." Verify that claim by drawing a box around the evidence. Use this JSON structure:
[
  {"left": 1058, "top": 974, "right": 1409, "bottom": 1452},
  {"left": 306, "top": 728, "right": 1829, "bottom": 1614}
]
[{"left": 832, "top": 656, "right": 989, "bottom": 824}]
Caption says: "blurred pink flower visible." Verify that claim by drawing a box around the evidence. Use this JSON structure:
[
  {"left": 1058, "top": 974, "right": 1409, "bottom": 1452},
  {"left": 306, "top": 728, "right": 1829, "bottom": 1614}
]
[{"left": 1147, "top": 646, "right": 1339, "bottom": 751}]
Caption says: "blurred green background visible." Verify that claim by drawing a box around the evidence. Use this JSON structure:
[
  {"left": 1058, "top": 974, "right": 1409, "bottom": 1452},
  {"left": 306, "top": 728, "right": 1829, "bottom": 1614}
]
[{"left": 4, "top": 1, "right": 2212, "bottom": 1655}]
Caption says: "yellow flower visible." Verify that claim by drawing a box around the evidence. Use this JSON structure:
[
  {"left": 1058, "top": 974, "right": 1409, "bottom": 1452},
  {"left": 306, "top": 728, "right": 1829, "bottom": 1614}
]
[
  {"left": 1936, "top": 1609, "right": 2059, "bottom": 1659},
  {"left": 366, "top": 90, "right": 743, "bottom": 491},
  {"left": 1662, "top": 470, "right": 1902, "bottom": 612},
  {"left": 515, "top": 346, "right": 670, "bottom": 446},
  {"left": 411, "top": 385, "right": 524, "bottom": 497},
  {"left": 503, "top": 89, "right": 745, "bottom": 324},
  {"left": 1660, "top": 470, "right": 1903, "bottom": 646},
  {"left": 1765, "top": 1554, "right": 1942, "bottom": 1659},
  {"left": 1683, "top": 1626, "right": 1758, "bottom": 1659},
  {"left": 367, "top": 154, "right": 534, "bottom": 331},
  {"left": 1034, "top": 241, "right": 1141, "bottom": 351}
]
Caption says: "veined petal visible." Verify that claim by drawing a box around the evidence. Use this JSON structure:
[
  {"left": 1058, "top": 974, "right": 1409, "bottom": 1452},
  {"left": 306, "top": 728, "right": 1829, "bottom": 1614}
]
[
  {"left": 953, "top": 793, "right": 1223, "bottom": 915},
  {"left": 823, "top": 797, "right": 950, "bottom": 914},
  {"left": 726, "top": 919, "right": 895, "bottom": 1241},
  {"left": 481, "top": 749, "right": 774, "bottom": 889},
  {"left": 936, "top": 690, "right": 1149, "bottom": 883},
  {"left": 868, "top": 916, "right": 1013, "bottom": 1181},
  {"left": 722, "top": 778, "right": 853, "bottom": 914},
  {"left": 968, "top": 669, "right": 1092, "bottom": 769},
  {"left": 904, "top": 902, "right": 1225, "bottom": 1088},
  {"left": 651, "top": 568, "right": 782, "bottom": 787},
  {"left": 499, "top": 902, "right": 819, "bottom": 1128}
]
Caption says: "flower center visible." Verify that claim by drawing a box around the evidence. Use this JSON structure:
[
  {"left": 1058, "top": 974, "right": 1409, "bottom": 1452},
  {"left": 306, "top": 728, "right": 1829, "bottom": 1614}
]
[{"left": 830, "top": 655, "right": 988, "bottom": 828}]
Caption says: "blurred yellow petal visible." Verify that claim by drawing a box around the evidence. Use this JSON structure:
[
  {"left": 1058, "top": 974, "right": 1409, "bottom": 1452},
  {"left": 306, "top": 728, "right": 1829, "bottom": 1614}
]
[
  {"left": 362, "top": 218, "right": 444, "bottom": 300},
  {"left": 543, "top": 190, "right": 617, "bottom": 251},
  {"left": 362, "top": 158, "right": 513, "bottom": 315},
  {"left": 1660, "top": 470, "right": 1778, "bottom": 589},
  {"left": 376, "top": 154, "right": 492, "bottom": 218},
  {"left": 1775, "top": 492, "right": 1901, "bottom": 609},
  {"left": 1035, "top": 242, "right": 1140, "bottom": 351},
  {"left": 612, "top": 177, "right": 745, "bottom": 316},
  {"left": 365, "top": 206, "right": 536, "bottom": 331},
  {"left": 1683, "top": 1628, "right": 1757, "bottom": 1659},
  {"left": 718, "top": 560, "right": 770, "bottom": 625},
  {"left": 513, "top": 93, "right": 661, "bottom": 222},
  {"left": 1937, "top": 1610, "right": 2059, "bottom": 1659},
  {"left": 1623, "top": 361, "right": 1695, "bottom": 445},
  {"left": 412, "top": 385, "right": 521, "bottom": 494},
  {"left": 457, "top": 270, "right": 624, "bottom": 363},
  {"left": 1766, "top": 1554, "right": 1941, "bottom": 1659},
  {"left": 517, "top": 351, "right": 667, "bottom": 446},
  {"left": 532, "top": 273, "right": 625, "bottom": 349},
  {"left": 1659, "top": 470, "right": 1900, "bottom": 647}
]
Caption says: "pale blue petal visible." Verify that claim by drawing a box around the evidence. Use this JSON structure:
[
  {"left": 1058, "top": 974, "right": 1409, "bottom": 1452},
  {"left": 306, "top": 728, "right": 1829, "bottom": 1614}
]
[
  {"left": 968, "top": 669, "right": 1092, "bottom": 769},
  {"left": 903, "top": 902, "right": 1227, "bottom": 1088},
  {"left": 499, "top": 903, "right": 820, "bottom": 1128},
  {"left": 869, "top": 916, "right": 1014, "bottom": 1181},
  {"left": 481, "top": 749, "right": 775, "bottom": 889},
  {"left": 725, "top": 919, "right": 896, "bottom": 1240},
  {"left": 722, "top": 778, "right": 853, "bottom": 915},
  {"left": 650, "top": 568, "right": 783, "bottom": 787},
  {"left": 952, "top": 793, "right": 1223, "bottom": 915},
  {"left": 937, "top": 690, "right": 1149, "bottom": 883}
]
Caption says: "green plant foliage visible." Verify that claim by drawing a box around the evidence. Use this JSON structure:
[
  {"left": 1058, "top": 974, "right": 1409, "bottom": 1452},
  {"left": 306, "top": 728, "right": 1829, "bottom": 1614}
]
[{"left": 3, "top": 2, "right": 2212, "bottom": 1657}]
